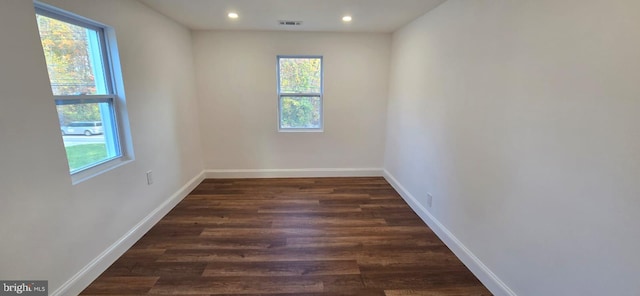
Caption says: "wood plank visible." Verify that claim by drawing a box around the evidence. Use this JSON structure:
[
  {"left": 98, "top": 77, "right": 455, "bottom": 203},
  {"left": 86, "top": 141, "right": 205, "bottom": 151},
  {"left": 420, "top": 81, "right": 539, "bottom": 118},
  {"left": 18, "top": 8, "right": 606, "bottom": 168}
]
[
  {"left": 363, "top": 271, "right": 484, "bottom": 290},
  {"left": 385, "top": 287, "right": 492, "bottom": 296},
  {"left": 271, "top": 216, "right": 388, "bottom": 228},
  {"left": 286, "top": 235, "right": 442, "bottom": 248},
  {"left": 101, "top": 262, "right": 207, "bottom": 277},
  {"left": 155, "top": 246, "right": 465, "bottom": 264},
  {"left": 200, "top": 226, "right": 432, "bottom": 238},
  {"left": 80, "top": 276, "right": 158, "bottom": 294},
  {"left": 203, "top": 260, "right": 360, "bottom": 277},
  {"left": 149, "top": 276, "right": 324, "bottom": 294},
  {"left": 133, "top": 237, "right": 287, "bottom": 250}
]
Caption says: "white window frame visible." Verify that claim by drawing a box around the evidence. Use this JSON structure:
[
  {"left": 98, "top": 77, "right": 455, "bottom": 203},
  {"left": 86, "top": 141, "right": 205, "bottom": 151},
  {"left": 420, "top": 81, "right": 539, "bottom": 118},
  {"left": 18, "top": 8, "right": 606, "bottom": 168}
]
[
  {"left": 276, "top": 55, "right": 324, "bottom": 132},
  {"left": 35, "top": 3, "right": 133, "bottom": 184}
]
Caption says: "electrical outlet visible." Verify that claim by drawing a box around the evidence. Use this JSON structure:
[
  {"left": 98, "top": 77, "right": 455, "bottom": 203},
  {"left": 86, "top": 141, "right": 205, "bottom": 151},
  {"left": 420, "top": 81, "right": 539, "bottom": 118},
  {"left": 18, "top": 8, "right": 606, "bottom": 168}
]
[
  {"left": 146, "top": 170, "right": 154, "bottom": 185},
  {"left": 426, "top": 193, "right": 433, "bottom": 208}
]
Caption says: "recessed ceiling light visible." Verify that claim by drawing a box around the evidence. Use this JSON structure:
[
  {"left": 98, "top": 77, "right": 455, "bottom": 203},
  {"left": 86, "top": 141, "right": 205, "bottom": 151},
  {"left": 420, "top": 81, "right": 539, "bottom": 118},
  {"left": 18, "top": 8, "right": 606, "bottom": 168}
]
[
  {"left": 228, "top": 12, "right": 239, "bottom": 19},
  {"left": 342, "top": 15, "right": 352, "bottom": 22}
]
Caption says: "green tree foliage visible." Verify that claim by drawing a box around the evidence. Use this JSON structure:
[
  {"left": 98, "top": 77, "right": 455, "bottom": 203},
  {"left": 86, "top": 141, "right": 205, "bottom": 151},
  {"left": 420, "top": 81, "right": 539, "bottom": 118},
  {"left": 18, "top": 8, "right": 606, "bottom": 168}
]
[
  {"left": 279, "top": 58, "right": 322, "bottom": 128},
  {"left": 279, "top": 58, "right": 321, "bottom": 93},
  {"left": 280, "top": 97, "right": 321, "bottom": 128},
  {"left": 37, "top": 14, "right": 101, "bottom": 124}
]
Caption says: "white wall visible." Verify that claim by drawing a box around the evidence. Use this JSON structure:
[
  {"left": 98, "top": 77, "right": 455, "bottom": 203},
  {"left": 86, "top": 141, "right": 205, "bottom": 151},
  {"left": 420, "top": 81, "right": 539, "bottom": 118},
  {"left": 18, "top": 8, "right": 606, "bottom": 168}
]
[
  {"left": 384, "top": 0, "right": 640, "bottom": 295},
  {"left": 193, "top": 31, "right": 390, "bottom": 174},
  {"left": 0, "top": 0, "right": 203, "bottom": 294}
]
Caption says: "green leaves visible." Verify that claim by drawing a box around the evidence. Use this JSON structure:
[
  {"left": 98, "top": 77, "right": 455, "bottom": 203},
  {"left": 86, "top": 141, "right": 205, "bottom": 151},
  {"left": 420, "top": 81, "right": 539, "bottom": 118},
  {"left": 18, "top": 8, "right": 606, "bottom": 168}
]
[
  {"left": 280, "top": 97, "right": 321, "bottom": 129},
  {"left": 279, "top": 58, "right": 321, "bottom": 93}
]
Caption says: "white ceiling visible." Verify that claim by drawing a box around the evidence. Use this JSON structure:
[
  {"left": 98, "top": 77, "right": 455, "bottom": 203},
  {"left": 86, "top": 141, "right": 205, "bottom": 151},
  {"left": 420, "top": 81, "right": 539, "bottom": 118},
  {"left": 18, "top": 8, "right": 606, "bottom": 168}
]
[{"left": 139, "top": 0, "right": 446, "bottom": 32}]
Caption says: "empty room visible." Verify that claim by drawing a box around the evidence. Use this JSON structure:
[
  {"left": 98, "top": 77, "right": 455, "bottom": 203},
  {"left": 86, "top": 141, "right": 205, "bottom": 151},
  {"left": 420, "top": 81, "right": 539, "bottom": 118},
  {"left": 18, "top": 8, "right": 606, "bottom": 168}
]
[{"left": 0, "top": 0, "right": 638, "bottom": 295}]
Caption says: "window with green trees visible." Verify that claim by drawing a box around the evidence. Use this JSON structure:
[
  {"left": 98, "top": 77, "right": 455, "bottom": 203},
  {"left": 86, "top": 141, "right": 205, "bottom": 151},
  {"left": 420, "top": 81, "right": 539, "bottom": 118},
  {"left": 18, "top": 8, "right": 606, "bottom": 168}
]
[
  {"left": 277, "top": 56, "right": 323, "bottom": 131},
  {"left": 36, "top": 5, "right": 125, "bottom": 175}
]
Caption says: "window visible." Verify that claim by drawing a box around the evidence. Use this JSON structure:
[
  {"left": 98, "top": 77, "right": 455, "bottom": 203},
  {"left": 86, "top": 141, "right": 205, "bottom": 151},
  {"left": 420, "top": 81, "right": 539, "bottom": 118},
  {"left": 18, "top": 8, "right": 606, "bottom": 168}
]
[
  {"left": 277, "top": 56, "right": 323, "bottom": 131},
  {"left": 35, "top": 5, "right": 128, "bottom": 176}
]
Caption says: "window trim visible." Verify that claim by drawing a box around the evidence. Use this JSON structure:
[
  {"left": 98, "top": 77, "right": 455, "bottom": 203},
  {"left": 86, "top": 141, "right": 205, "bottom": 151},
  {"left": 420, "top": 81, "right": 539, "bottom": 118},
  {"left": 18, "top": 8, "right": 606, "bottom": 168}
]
[
  {"left": 35, "top": 2, "right": 132, "bottom": 183},
  {"left": 276, "top": 55, "right": 324, "bottom": 132}
]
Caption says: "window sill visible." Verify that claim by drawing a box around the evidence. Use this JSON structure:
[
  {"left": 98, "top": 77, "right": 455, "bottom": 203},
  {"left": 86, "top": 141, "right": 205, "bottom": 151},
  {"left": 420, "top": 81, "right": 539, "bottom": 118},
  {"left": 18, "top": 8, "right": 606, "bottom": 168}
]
[
  {"left": 278, "top": 128, "right": 324, "bottom": 133},
  {"left": 71, "top": 157, "right": 133, "bottom": 185}
]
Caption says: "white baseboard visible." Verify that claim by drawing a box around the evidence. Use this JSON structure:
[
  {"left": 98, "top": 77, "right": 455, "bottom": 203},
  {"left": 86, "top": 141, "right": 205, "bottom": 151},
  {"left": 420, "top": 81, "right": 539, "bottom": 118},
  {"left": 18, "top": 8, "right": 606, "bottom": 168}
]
[
  {"left": 383, "top": 170, "right": 517, "bottom": 296},
  {"left": 51, "top": 171, "right": 206, "bottom": 296},
  {"left": 205, "top": 168, "right": 383, "bottom": 178}
]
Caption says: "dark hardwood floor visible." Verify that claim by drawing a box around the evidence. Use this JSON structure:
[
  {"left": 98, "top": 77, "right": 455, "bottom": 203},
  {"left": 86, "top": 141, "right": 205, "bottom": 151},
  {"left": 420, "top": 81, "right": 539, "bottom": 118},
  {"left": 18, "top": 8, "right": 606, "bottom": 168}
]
[{"left": 81, "top": 177, "right": 491, "bottom": 295}]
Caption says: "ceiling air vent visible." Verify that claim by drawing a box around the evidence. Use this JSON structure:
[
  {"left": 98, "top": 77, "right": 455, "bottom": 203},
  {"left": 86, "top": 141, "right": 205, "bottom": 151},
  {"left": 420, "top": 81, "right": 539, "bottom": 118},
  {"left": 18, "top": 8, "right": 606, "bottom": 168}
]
[{"left": 279, "top": 20, "right": 303, "bottom": 26}]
